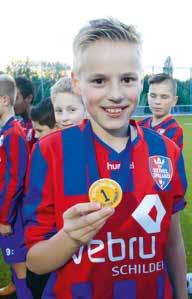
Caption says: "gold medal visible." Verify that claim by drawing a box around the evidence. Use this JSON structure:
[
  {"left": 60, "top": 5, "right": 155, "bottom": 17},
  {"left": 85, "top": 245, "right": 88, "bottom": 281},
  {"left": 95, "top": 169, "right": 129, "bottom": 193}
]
[{"left": 88, "top": 178, "right": 122, "bottom": 208}]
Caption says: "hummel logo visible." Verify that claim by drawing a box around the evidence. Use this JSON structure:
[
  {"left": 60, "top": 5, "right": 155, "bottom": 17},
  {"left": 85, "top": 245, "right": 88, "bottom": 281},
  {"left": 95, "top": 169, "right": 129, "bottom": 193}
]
[
  {"left": 107, "top": 162, "right": 121, "bottom": 170},
  {"left": 107, "top": 161, "right": 134, "bottom": 171}
]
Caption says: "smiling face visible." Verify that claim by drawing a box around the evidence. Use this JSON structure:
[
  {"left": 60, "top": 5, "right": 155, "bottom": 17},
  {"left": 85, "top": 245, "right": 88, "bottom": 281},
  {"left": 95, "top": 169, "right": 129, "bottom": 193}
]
[
  {"left": 148, "top": 81, "right": 178, "bottom": 121},
  {"left": 53, "top": 92, "right": 86, "bottom": 129},
  {"left": 72, "top": 40, "right": 143, "bottom": 138}
]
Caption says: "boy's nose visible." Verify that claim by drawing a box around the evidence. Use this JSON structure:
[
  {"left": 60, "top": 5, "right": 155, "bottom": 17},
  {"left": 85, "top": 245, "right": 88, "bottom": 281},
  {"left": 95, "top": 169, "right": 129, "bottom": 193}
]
[
  {"left": 108, "top": 82, "right": 123, "bottom": 102},
  {"left": 61, "top": 112, "right": 69, "bottom": 121},
  {"left": 154, "top": 97, "right": 161, "bottom": 104}
]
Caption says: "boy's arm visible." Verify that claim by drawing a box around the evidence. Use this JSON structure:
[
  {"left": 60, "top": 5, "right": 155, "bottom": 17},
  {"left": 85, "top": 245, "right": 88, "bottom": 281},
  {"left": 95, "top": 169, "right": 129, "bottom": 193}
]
[
  {"left": 27, "top": 202, "right": 114, "bottom": 274},
  {"left": 165, "top": 212, "right": 187, "bottom": 299},
  {"left": 24, "top": 142, "right": 114, "bottom": 275},
  {"left": 0, "top": 132, "right": 28, "bottom": 224}
]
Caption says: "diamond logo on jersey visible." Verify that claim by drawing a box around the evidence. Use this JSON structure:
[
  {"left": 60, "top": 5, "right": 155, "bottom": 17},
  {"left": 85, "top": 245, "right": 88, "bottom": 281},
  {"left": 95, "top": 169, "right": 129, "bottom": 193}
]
[
  {"left": 149, "top": 155, "right": 173, "bottom": 190},
  {"left": 132, "top": 194, "right": 166, "bottom": 233}
]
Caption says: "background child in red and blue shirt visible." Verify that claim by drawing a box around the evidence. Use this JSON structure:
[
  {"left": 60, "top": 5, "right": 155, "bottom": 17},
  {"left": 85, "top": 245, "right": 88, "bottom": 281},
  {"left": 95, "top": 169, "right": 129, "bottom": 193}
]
[
  {"left": 138, "top": 73, "right": 183, "bottom": 150},
  {"left": 0, "top": 74, "right": 33, "bottom": 298},
  {"left": 50, "top": 76, "right": 86, "bottom": 129},
  {"left": 30, "top": 97, "right": 57, "bottom": 139},
  {"left": 14, "top": 76, "right": 37, "bottom": 150}
]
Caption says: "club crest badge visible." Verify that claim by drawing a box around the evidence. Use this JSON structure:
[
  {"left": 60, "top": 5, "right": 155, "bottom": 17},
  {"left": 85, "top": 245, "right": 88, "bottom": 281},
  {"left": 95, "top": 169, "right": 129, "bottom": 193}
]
[{"left": 149, "top": 155, "right": 173, "bottom": 190}]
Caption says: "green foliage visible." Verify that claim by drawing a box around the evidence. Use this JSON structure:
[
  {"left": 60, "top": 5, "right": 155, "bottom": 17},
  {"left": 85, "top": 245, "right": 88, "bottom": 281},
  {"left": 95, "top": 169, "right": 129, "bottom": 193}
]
[
  {"left": 177, "top": 79, "right": 192, "bottom": 105},
  {"left": 4, "top": 59, "right": 192, "bottom": 106},
  {"left": 5, "top": 59, "right": 70, "bottom": 105}
]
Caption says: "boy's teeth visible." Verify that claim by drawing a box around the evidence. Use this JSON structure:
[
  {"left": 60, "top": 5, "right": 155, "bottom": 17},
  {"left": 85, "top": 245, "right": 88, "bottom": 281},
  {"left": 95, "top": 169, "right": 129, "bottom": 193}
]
[{"left": 105, "top": 108, "right": 122, "bottom": 113}]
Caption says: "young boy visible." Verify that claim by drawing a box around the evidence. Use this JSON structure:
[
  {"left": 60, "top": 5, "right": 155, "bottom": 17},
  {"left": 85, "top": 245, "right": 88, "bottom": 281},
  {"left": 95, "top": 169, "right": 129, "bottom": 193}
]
[
  {"left": 138, "top": 73, "right": 183, "bottom": 150},
  {"left": 23, "top": 18, "right": 187, "bottom": 299},
  {"left": 30, "top": 97, "right": 57, "bottom": 139},
  {"left": 0, "top": 74, "right": 32, "bottom": 298},
  {"left": 14, "top": 76, "right": 37, "bottom": 149},
  {"left": 50, "top": 76, "right": 86, "bottom": 129}
]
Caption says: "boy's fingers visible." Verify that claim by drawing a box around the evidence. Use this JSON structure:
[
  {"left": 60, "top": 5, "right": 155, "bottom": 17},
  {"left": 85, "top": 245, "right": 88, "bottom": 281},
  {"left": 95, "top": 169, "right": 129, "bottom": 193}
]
[
  {"left": 64, "top": 202, "right": 102, "bottom": 218},
  {"left": 74, "top": 215, "right": 110, "bottom": 235},
  {"left": 81, "top": 219, "right": 108, "bottom": 242},
  {"left": 82, "top": 207, "right": 114, "bottom": 227},
  {"left": 65, "top": 217, "right": 109, "bottom": 244},
  {"left": 65, "top": 207, "right": 114, "bottom": 231}
]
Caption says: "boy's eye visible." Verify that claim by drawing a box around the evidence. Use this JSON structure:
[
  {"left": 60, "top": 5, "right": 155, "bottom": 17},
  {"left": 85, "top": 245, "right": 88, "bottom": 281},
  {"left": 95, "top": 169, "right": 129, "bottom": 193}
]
[
  {"left": 55, "top": 108, "right": 62, "bottom": 113},
  {"left": 92, "top": 78, "right": 105, "bottom": 85},
  {"left": 122, "top": 77, "right": 136, "bottom": 84},
  {"left": 68, "top": 107, "right": 77, "bottom": 112},
  {"left": 161, "top": 95, "right": 169, "bottom": 99},
  {"left": 149, "top": 93, "right": 156, "bottom": 98}
]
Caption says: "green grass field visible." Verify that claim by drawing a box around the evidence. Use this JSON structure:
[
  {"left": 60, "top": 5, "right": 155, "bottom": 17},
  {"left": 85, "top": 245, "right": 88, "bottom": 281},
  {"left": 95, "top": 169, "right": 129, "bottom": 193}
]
[
  {"left": 177, "top": 116, "right": 192, "bottom": 272},
  {"left": 0, "top": 116, "right": 192, "bottom": 293}
]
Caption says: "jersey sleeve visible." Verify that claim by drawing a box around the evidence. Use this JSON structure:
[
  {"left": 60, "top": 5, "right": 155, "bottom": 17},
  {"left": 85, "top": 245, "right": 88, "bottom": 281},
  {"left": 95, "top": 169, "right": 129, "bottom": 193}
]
[
  {"left": 165, "top": 127, "right": 183, "bottom": 151},
  {"left": 23, "top": 142, "right": 57, "bottom": 249},
  {"left": 0, "top": 132, "right": 28, "bottom": 224},
  {"left": 172, "top": 151, "right": 187, "bottom": 213}
]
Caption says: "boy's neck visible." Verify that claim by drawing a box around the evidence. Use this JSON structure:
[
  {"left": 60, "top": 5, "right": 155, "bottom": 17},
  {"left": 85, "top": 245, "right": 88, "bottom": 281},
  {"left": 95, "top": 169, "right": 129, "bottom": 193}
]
[
  {"left": 90, "top": 118, "right": 129, "bottom": 153},
  {"left": 151, "top": 114, "right": 171, "bottom": 127},
  {"left": 21, "top": 111, "right": 30, "bottom": 122},
  {"left": 0, "top": 109, "right": 14, "bottom": 128}
]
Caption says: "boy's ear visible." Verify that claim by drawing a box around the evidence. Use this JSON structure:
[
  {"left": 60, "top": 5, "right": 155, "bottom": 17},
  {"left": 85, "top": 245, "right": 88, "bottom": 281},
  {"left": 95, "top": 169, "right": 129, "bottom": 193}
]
[
  {"left": 0, "top": 95, "right": 10, "bottom": 106},
  {"left": 25, "top": 94, "right": 33, "bottom": 105},
  {"left": 71, "top": 72, "right": 82, "bottom": 96},
  {"left": 172, "top": 96, "right": 178, "bottom": 107}
]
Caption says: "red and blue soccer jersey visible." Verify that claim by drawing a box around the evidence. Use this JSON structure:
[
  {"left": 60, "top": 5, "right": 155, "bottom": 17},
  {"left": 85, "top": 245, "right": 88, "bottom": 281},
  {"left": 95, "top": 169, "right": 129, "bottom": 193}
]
[
  {"left": 20, "top": 118, "right": 36, "bottom": 150},
  {"left": 138, "top": 115, "right": 183, "bottom": 150},
  {"left": 23, "top": 120, "right": 187, "bottom": 299},
  {"left": 0, "top": 116, "right": 29, "bottom": 225}
]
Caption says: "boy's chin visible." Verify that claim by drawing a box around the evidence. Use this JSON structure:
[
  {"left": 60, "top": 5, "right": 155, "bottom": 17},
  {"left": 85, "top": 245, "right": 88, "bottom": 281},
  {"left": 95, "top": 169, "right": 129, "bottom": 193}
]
[{"left": 101, "top": 122, "right": 129, "bottom": 134}]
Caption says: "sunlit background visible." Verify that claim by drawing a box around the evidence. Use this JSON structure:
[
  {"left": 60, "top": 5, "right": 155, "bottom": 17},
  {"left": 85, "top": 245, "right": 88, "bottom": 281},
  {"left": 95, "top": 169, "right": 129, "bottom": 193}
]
[{"left": 1, "top": 0, "right": 192, "bottom": 79}]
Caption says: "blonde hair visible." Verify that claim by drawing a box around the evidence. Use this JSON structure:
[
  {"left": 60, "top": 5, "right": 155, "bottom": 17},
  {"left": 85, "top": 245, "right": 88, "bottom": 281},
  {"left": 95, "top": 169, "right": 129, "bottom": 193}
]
[
  {"left": 50, "top": 77, "right": 73, "bottom": 101},
  {"left": 73, "top": 17, "right": 142, "bottom": 74},
  {"left": 0, "top": 74, "right": 16, "bottom": 106}
]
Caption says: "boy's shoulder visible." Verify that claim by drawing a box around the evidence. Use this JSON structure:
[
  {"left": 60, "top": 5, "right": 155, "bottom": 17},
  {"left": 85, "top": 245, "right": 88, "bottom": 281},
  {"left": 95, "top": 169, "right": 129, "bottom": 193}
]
[
  {"left": 140, "top": 125, "right": 180, "bottom": 155},
  {"left": 1, "top": 118, "right": 26, "bottom": 140},
  {"left": 39, "top": 124, "right": 84, "bottom": 149},
  {"left": 137, "top": 116, "right": 152, "bottom": 126},
  {"left": 168, "top": 116, "right": 182, "bottom": 129}
]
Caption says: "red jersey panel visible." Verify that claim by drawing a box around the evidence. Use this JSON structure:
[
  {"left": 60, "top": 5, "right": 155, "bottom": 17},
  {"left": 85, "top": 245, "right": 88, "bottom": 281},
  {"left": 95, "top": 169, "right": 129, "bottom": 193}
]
[
  {"left": 23, "top": 120, "right": 187, "bottom": 299},
  {"left": 20, "top": 118, "right": 36, "bottom": 150}
]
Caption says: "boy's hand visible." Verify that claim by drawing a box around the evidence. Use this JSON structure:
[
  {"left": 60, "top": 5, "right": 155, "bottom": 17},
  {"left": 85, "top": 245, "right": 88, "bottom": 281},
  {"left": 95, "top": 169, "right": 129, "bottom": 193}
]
[
  {"left": 0, "top": 223, "right": 12, "bottom": 236},
  {"left": 63, "top": 202, "right": 114, "bottom": 245}
]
